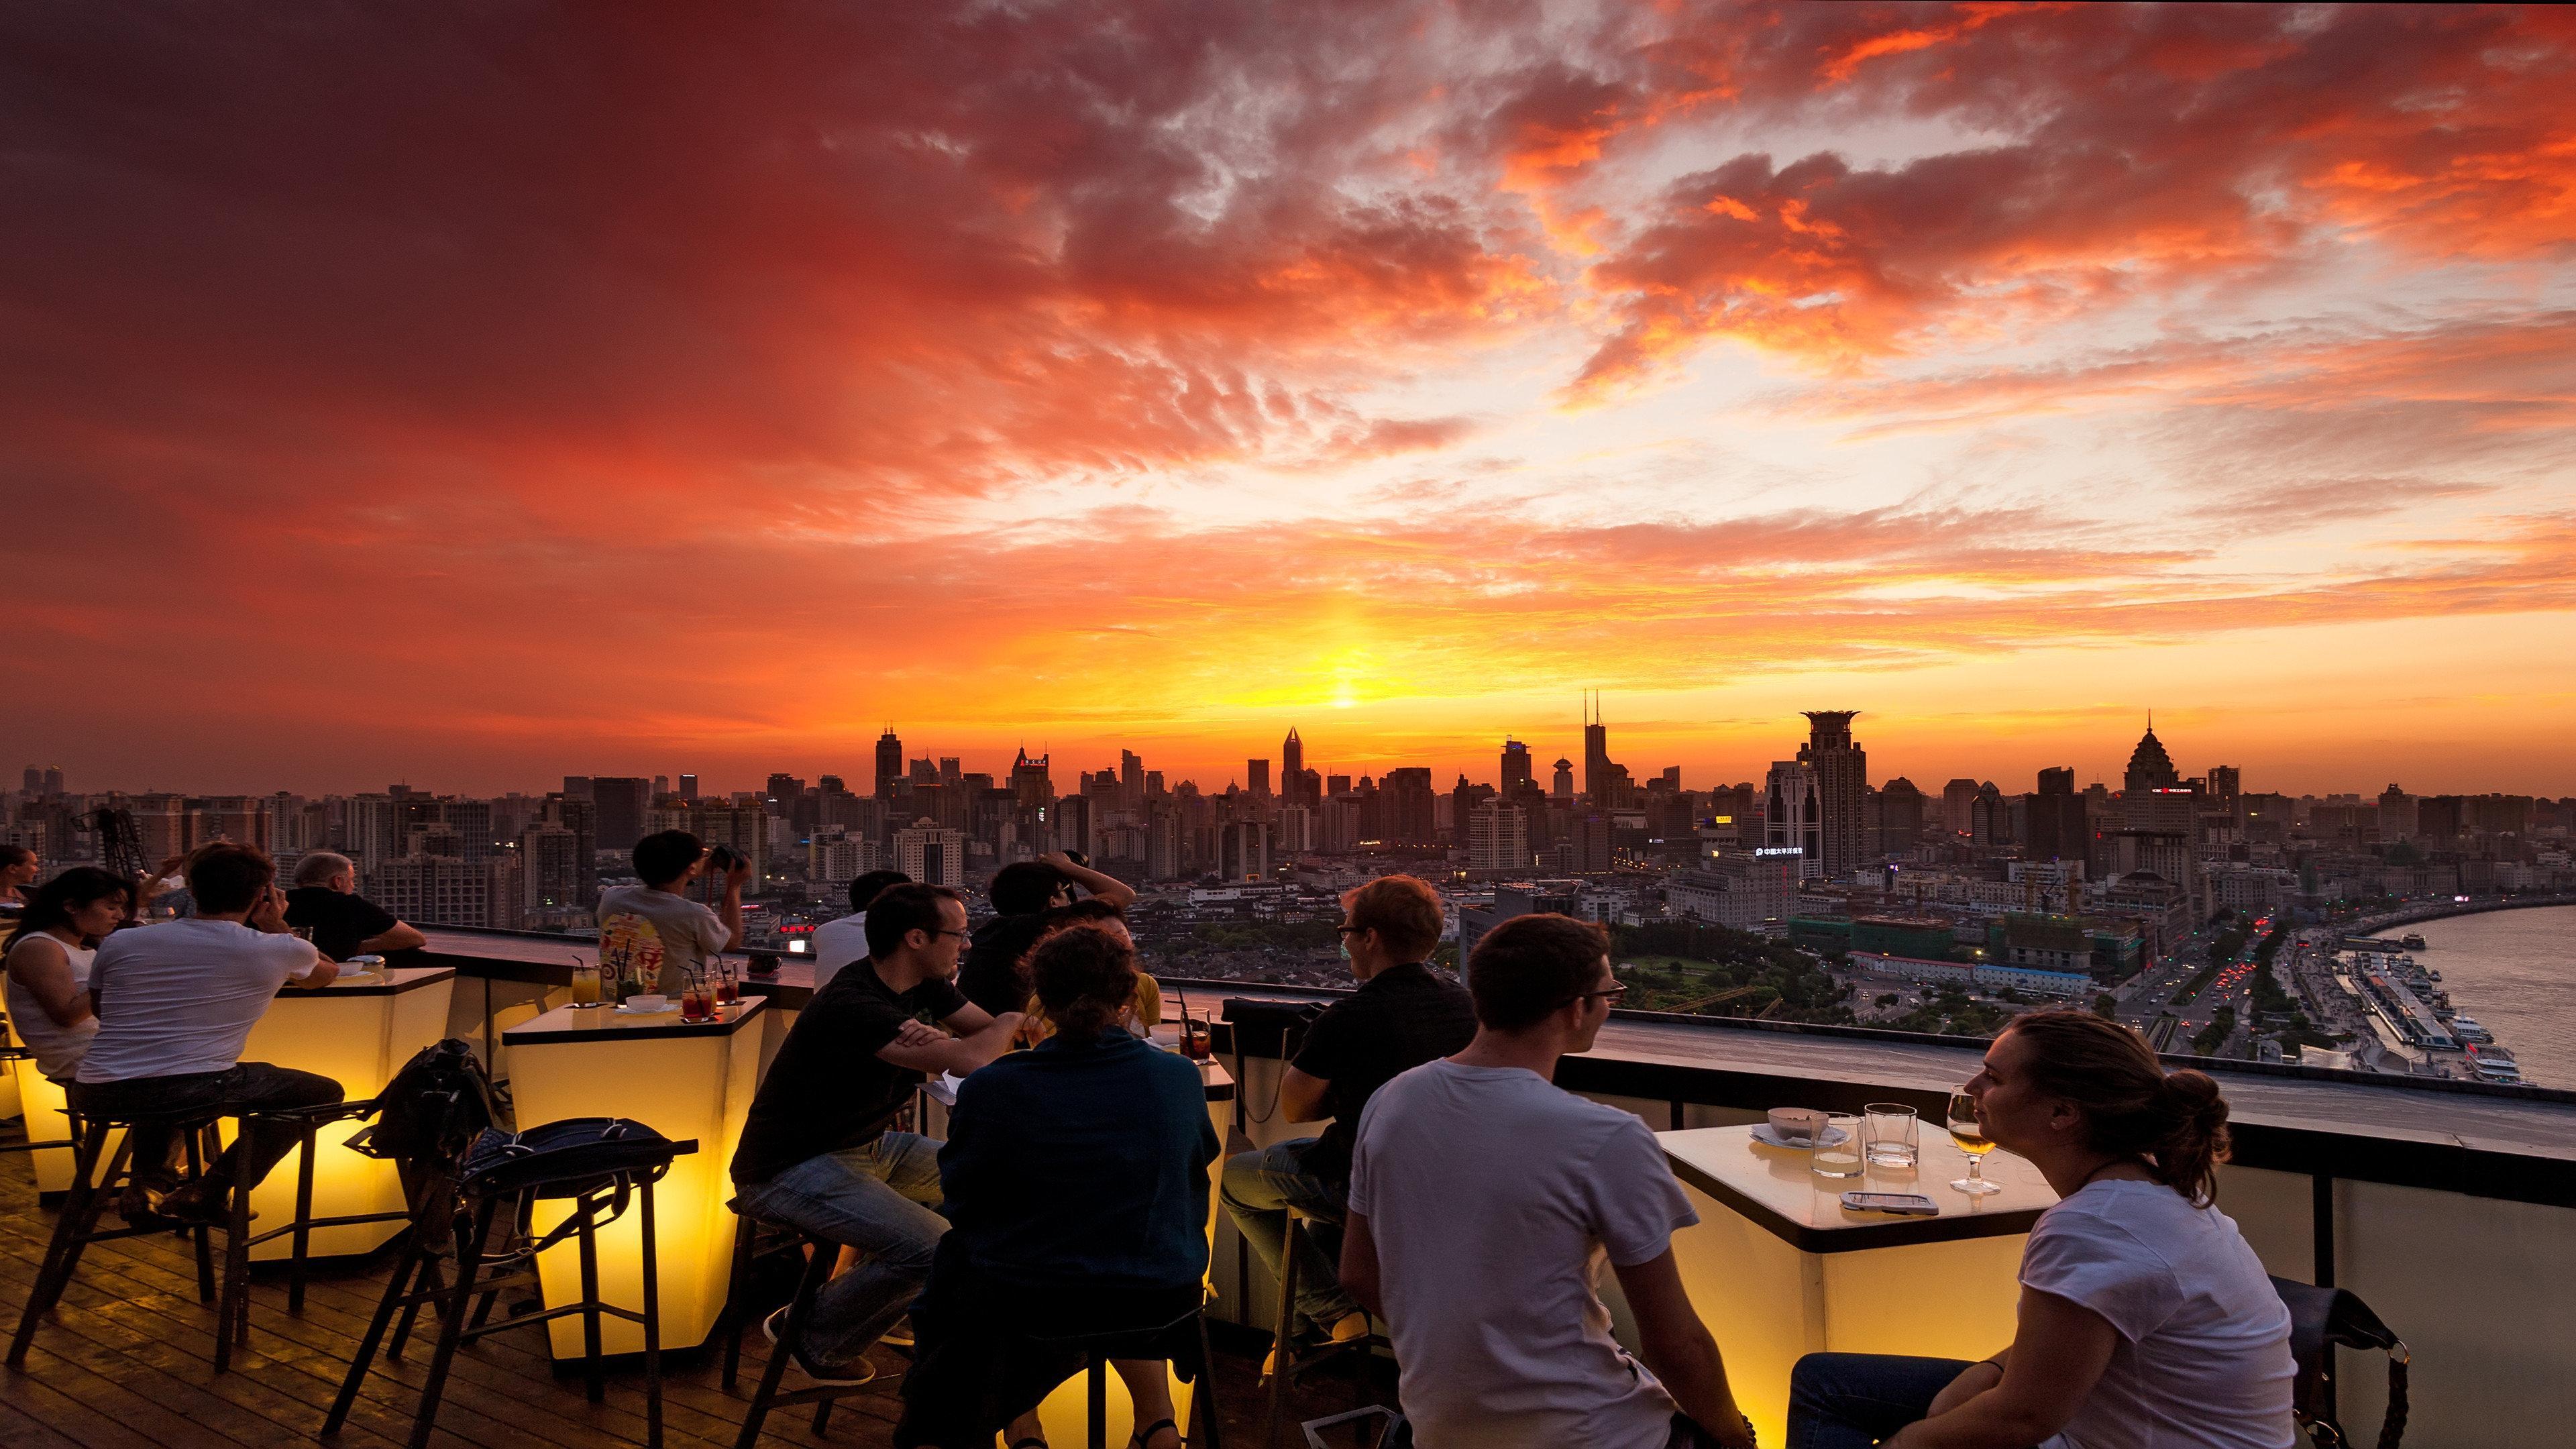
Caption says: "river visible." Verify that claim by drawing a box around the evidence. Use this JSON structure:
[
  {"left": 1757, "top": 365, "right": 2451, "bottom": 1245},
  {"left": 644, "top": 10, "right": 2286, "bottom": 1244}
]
[{"left": 2375, "top": 905, "right": 2576, "bottom": 1090}]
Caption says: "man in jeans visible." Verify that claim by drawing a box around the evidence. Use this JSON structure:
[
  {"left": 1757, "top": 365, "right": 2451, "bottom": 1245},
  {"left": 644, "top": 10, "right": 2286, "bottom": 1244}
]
[
  {"left": 1219, "top": 873, "right": 1475, "bottom": 1369},
  {"left": 729, "top": 883, "right": 1022, "bottom": 1385},
  {"left": 74, "top": 842, "right": 345, "bottom": 1224},
  {"left": 1342, "top": 913, "right": 1755, "bottom": 1449}
]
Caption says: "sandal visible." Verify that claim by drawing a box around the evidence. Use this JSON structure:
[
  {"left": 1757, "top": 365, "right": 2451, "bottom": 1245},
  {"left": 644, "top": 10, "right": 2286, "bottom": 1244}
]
[{"left": 1128, "top": 1419, "right": 1179, "bottom": 1449}]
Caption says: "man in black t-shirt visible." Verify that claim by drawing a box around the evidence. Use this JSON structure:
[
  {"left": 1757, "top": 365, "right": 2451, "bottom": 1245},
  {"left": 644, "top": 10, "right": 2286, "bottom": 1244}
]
[
  {"left": 731, "top": 884, "right": 1023, "bottom": 1384},
  {"left": 284, "top": 853, "right": 427, "bottom": 961},
  {"left": 1219, "top": 874, "right": 1476, "bottom": 1363}
]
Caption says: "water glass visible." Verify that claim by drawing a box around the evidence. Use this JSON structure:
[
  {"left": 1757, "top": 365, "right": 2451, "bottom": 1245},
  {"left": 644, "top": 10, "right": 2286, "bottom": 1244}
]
[
  {"left": 1864, "top": 1102, "right": 1920, "bottom": 1169},
  {"left": 1812, "top": 1114, "right": 1865, "bottom": 1179}
]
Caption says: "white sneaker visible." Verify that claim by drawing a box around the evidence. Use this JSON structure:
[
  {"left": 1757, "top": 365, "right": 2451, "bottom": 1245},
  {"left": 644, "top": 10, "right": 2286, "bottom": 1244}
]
[{"left": 762, "top": 1307, "right": 877, "bottom": 1387}]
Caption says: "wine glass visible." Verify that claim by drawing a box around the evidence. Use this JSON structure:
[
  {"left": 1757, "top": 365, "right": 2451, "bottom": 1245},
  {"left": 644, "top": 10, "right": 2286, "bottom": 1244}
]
[{"left": 1947, "top": 1089, "right": 2001, "bottom": 1195}]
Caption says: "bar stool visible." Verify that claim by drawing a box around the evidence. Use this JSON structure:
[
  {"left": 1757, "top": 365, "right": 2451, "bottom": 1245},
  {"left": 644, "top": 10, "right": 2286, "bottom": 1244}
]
[
  {"left": 1265, "top": 1207, "right": 1390, "bottom": 1448},
  {"left": 730, "top": 1218, "right": 890, "bottom": 1449},
  {"left": 325, "top": 1130, "right": 696, "bottom": 1449},
  {"left": 1028, "top": 1304, "right": 1228, "bottom": 1449},
  {"left": 9, "top": 1104, "right": 231, "bottom": 1367},
  {"left": 716, "top": 1195, "right": 818, "bottom": 1392}
]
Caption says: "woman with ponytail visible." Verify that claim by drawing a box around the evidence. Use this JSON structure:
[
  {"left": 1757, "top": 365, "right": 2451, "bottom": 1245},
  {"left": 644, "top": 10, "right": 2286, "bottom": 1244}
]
[
  {"left": 3, "top": 866, "right": 133, "bottom": 1080},
  {"left": 1788, "top": 1010, "right": 2295, "bottom": 1449}
]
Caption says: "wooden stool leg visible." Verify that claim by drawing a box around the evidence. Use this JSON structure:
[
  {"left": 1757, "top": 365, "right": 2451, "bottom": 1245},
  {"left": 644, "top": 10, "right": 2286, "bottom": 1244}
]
[
  {"left": 1265, "top": 1213, "right": 1303, "bottom": 1448},
  {"left": 407, "top": 1195, "right": 500, "bottom": 1449},
  {"left": 733, "top": 1244, "right": 836, "bottom": 1449},
  {"left": 641, "top": 1179, "right": 664, "bottom": 1449},
  {"left": 721, "top": 1212, "right": 755, "bottom": 1391},
  {"left": 1195, "top": 1310, "right": 1226, "bottom": 1449},
  {"left": 184, "top": 1128, "right": 215, "bottom": 1303},
  {"left": 324, "top": 1234, "right": 429, "bottom": 1436},
  {"left": 8, "top": 1121, "right": 117, "bottom": 1368},
  {"left": 576, "top": 1199, "right": 606, "bottom": 1404},
  {"left": 290, "top": 1124, "right": 319, "bottom": 1314},
  {"left": 214, "top": 1169, "right": 253, "bottom": 1373},
  {"left": 1087, "top": 1354, "right": 1109, "bottom": 1449}
]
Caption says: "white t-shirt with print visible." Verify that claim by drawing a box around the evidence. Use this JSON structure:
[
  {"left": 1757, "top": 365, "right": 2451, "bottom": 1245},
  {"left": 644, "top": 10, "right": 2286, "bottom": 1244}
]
[
  {"left": 2022, "top": 1177, "right": 2296, "bottom": 1449},
  {"left": 1348, "top": 1059, "right": 1699, "bottom": 1449}
]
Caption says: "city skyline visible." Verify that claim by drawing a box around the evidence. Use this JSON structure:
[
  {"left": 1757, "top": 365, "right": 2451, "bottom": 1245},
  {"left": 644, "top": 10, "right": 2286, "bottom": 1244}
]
[
  {"left": 17, "top": 706, "right": 2571, "bottom": 804},
  {"left": 5, "top": 7, "right": 2574, "bottom": 795}
]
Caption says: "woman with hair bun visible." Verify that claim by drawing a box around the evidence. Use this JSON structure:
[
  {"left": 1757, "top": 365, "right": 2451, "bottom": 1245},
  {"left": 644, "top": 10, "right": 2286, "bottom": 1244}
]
[{"left": 1788, "top": 1010, "right": 2295, "bottom": 1449}]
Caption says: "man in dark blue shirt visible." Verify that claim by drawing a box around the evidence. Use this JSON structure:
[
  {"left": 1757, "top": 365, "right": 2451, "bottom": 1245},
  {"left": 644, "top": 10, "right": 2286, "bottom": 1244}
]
[{"left": 898, "top": 924, "right": 1218, "bottom": 1449}]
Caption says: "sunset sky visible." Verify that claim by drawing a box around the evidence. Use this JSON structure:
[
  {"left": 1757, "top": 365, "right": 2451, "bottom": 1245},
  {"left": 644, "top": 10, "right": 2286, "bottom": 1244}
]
[{"left": 5, "top": 3, "right": 2573, "bottom": 798}]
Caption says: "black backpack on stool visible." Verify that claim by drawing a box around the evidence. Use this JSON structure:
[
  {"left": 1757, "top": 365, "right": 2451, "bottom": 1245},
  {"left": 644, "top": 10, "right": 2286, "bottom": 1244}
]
[{"left": 2270, "top": 1276, "right": 2408, "bottom": 1449}]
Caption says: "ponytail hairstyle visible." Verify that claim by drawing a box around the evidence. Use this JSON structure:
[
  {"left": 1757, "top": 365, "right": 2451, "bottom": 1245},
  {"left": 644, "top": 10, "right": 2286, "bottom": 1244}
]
[
  {"left": 1026, "top": 922, "right": 1139, "bottom": 1044},
  {"left": 4, "top": 866, "right": 133, "bottom": 957},
  {"left": 2004, "top": 1009, "right": 2233, "bottom": 1206}
]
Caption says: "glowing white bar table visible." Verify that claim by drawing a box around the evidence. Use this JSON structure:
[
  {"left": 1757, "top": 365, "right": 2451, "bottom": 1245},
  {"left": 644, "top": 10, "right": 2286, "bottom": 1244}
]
[
  {"left": 924, "top": 1051, "right": 1238, "bottom": 1446},
  {"left": 503, "top": 997, "right": 765, "bottom": 1358},
  {"left": 1659, "top": 1124, "right": 2056, "bottom": 1444},
  {"left": 237, "top": 965, "right": 457, "bottom": 1258}
]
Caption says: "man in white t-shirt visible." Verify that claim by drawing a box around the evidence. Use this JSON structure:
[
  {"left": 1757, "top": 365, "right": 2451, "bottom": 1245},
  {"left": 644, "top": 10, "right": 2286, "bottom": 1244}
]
[
  {"left": 595, "top": 829, "right": 747, "bottom": 995},
  {"left": 74, "top": 843, "right": 345, "bottom": 1224},
  {"left": 1343, "top": 912, "right": 1755, "bottom": 1449},
  {"left": 808, "top": 869, "right": 910, "bottom": 989}
]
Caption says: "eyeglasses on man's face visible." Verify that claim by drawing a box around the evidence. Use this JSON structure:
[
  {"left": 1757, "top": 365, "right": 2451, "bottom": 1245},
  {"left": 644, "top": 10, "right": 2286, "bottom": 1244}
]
[{"left": 1563, "top": 980, "right": 1627, "bottom": 1008}]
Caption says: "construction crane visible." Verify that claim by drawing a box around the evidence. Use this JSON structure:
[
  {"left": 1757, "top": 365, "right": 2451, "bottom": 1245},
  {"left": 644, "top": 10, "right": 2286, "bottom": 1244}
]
[{"left": 90, "top": 806, "right": 146, "bottom": 882}]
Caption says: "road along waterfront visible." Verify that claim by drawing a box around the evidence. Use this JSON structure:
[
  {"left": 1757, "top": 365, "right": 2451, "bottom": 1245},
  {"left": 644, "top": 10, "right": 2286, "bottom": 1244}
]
[{"left": 2376, "top": 904, "right": 2576, "bottom": 1091}]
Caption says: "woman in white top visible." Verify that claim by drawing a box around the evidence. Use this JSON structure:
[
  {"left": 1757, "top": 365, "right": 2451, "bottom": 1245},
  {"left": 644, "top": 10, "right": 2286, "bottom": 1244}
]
[
  {"left": 1788, "top": 1010, "right": 2295, "bottom": 1449},
  {"left": 3, "top": 866, "right": 136, "bottom": 1081}
]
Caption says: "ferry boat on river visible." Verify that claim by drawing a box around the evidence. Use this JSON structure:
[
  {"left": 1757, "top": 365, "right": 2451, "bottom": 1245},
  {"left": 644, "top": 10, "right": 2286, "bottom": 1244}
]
[
  {"left": 2451, "top": 1013, "right": 2496, "bottom": 1044},
  {"left": 2467, "top": 1043, "right": 2521, "bottom": 1084}
]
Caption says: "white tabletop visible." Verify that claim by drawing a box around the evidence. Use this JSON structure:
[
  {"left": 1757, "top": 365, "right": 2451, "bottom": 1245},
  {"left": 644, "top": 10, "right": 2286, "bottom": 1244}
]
[{"left": 1659, "top": 1123, "right": 2057, "bottom": 1252}]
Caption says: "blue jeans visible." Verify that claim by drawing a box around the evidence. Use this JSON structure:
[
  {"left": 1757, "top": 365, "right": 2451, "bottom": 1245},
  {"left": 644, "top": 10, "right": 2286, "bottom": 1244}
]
[
  {"left": 1219, "top": 1138, "right": 1358, "bottom": 1335},
  {"left": 1788, "top": 1352, "right": 1978, "bottom": 1449},
  {"left": 735, "top": 1132, "right": 948, "bottom": 1371}
]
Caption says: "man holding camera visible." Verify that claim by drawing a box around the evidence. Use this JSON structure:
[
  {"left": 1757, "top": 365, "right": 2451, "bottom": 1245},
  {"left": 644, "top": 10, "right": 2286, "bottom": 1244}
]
[{"left": 596, "top": 829, "right": 747, "bottom": 995}]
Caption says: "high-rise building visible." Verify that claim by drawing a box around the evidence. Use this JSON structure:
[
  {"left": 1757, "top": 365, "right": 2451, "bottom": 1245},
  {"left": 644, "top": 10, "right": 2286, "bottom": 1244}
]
[
  {"left": 809, "top": 829, "right": 880, "bottom": 884},
  {"left": 2379, "top": 783, "right": 2416, "bottom": 839},
  {"left": 678, "top": 773, "right": 699, "bottom": 802},
  {"left": 875, "top": 728, "right": 904, "bottom": 799},
  {"left": 1381, "top": 767, "right": 1437, "bottom": 844},
  {"left": 1220, "top": 820, "right": 1271, "bottom": 881},
  {"left": 439, "top": 797, "right": 498, "bottom": 862},
  {"left": 1247, "top": 759, "right": 1271, "bottom": 796},
  {"left": 562, "top": 775, "right": 594, "bottom": 801},
  {"left": 894, "top": 818, "right": 965, "bottom": 888},
  {"left": 1467, "top": 798, "right": 1528, "bottom": 872},
  {"left": 1877, "top": 777, "right": 1925, "bottom": 854},
  {"left": 1798, "top": 710, "right": 1867, "bottom": 874},
  {"left": 1010, "top": 748, "right": 1053, "bottom": 807},
  {"left": 1281, "top": 729, "right": 1305, "bottom": 804},
  {"left": 2027, "top": 767, "right": 2089, "bottom": 863},
  {"left": 42, "top": 766, "right": 64, "bottom": 796},
  {"left": 1582, "top": 692, "right": 1615, "bottom": 804},
  {"left": 1276, "top": 803, "right": 1314, "bottom": 855},
  {"left": 592, "top": 777, "right": 653, "bottom": 855},
  {"left": 2123, "top": 720, "right": 2181, "bottom": 793},
  {"left": 20, "top": 767, "right": 38, "bottom": 794},
  {"left": 1941, "top": 778, "right": 1980, "bottom": 838},
  {"left": 653, "top": 775, "right": 669, "bottom": 797},
  {"left": 1500, "top": 739, "right": 1534, "bottom": 792},
  {"left": 1764, "top": 759, "right": 1822, "bottom": 878},
  {"left": 1552, "top": 758, "right": 1574, "bottom": 803}
]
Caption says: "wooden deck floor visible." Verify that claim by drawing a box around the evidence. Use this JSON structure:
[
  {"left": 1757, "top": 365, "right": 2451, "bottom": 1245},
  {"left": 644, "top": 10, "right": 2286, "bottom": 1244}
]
[{"left": 0, "top": 1130, "right": 1392, "bottom": 1449}]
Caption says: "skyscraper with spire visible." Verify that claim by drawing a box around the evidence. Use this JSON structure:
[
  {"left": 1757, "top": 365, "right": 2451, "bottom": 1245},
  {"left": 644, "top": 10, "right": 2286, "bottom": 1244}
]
[
  {"left": 1282, "top": 727, "right": 1307, "bottom": 804},
  {"left": 1798, "top": 710, "right": 1868, "bottom": 875},
  {"left": 875, "top": 727, "right": 903, "bottom": 800}
]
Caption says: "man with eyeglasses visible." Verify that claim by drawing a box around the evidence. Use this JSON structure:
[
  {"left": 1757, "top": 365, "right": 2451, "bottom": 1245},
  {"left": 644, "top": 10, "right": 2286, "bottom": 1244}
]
[
  {"left": 730, "top": 883, "right": 1024, "bottom": 1387},
  {"left": 1220, "top": 873, "right": 1476, "bottom": 1375},
  {"left": 1341, "top": 912, "right": 1756, "bottom": 1449}
]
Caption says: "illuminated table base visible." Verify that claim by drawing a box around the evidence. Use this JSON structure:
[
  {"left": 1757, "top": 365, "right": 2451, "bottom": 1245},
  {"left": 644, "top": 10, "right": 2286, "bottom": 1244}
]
[
  {"left": 236, "top": 968, "right": 455, "bottom": 1259},
  {"left": 1668, "top": 1181, "right": 2026, "bottom": 1440},
  {"left": 1660, "top": 1124, "right": 2054, "bottom": 1444},
  {"left": 504, "top": 999, "right": 767, "bottom": 1358}
]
